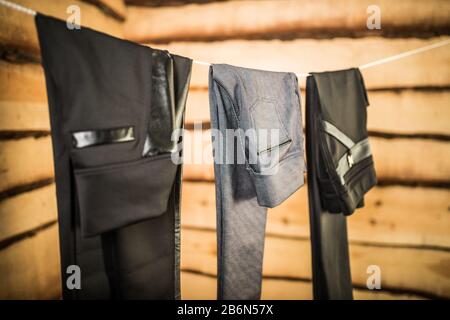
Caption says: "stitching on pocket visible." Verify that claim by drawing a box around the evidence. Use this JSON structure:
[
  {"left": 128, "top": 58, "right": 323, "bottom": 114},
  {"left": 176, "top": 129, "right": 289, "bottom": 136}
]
[{"left": 249, "top": 97, "right": 291, "bottom": 152}]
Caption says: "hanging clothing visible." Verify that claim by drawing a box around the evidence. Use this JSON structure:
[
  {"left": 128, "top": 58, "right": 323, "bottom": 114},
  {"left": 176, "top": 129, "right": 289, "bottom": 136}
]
[
  {"left": 36, "top": 13, "right": 192, "bottom": 299},
  {"left": 305, "top": 68, "right": 376, "bottom": 299},
  {"left": 209, "top": 64, "right": 305, "bottom": 299}
]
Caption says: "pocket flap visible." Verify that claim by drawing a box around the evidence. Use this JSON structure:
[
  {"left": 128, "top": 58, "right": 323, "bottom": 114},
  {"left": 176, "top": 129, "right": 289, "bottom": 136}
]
[{"left": 74, "top": 154, "right": 177, "bottom": 238}]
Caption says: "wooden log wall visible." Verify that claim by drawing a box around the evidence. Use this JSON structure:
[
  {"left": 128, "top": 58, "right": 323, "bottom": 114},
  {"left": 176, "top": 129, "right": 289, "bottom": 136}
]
[{"left": 0, "top": 0, "right": 449, "bottom": 300}]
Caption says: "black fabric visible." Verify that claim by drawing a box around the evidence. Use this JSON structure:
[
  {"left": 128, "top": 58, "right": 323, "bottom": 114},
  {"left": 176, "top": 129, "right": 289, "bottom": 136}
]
[
  {"left": 305, "top": 68, "right": 376, "bottom": 300},
  {"left": 36, "top": 14, "right": 191, "bottom": 299},
  {"left": 309, "top": 68, "right": 376, "bottom": 216}
]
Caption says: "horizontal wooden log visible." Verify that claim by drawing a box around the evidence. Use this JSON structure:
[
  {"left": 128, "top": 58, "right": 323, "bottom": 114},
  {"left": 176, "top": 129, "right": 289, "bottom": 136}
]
[
  {"left": 85, "top": 0, "right": 127, "bottom": 20},
  {"left": 2, "top": 57, "right": 450, "bottom": 136},
  {"left": 181, "top": 182, "right": 450, "bottom": 249},
  {"left": 182, "top": 129, "right": 450, "bottom": 183},
  {"left": 125, "top": 0, "right": 450, "bottom": 42},
  {"left": 181, "top": 228, "right": 450, "bottom": 299},
  {"left": 186, "top": 89, "right": 450, "bottom": 135},
  {"left": 0, "top": 101, "right": 50, "bottom": 132},
  {"left": 0, "top": 60, "right": 46, "bottom": 103},
  {"left": 371, "top": 136, "right": 450, "bottom": 183},
  {"left": 0, "top": 224, "right": 61, "bottom": 299},
  {"left": 0, "top": 184, "right": 57, "bottom": 243},
  {"left": 0, "top": 136, "right": 54, "bottom": 194},
  {"left": 181, "top": 272, "right": 424, "bottom": 300},
  {"left": 0, "top": 0, "right": 123, "bottom": 61},
  {"left": 366, "top": 90, "right": 450, "bottom": 136},
  {"left": 153, "top": 37, "right": 450, "bottom": 90},
  {"left": 0, "top": 60, "right": 50, "bottom": 131}
]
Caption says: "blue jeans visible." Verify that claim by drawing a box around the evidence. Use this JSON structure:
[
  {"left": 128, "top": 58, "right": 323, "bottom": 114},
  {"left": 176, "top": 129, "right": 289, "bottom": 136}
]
[{"left": 209, "top": 64, "right": 305, "bottom": 299}]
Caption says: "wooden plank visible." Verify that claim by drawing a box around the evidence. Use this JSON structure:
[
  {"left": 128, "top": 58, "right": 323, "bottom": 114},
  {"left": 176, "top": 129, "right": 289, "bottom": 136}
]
[
  {"left": 182, "top": 129, "right": 450, "bottom": 183},
  {"left": 0, "top": 60, "right": 46, "bottom": 103},
  {"left": 0, "top": 136, "right": 54, "bottom": 194},
  {"left": 2, "top": 56, "right": 449, "bottom": 136},
  {"left": 85, "top": 0, "right": 127, "bottom": 20},
  {"left": 186, "top": 88, "right": 450, "bottom": 135},
  {"left": 186, "top": 89, "right": 450, "bottom": 136},
  {"left": 0, "top": 224, "right": 61, "bottom": 299},
  {"left": 366, "top": 90, "right": 450, "bottom": 136},
  {"left": 0, "top": 60, "right": 49, "bottom": 131},
  {"left": 153, "top": 37, "right": 450, "bottom": 90},
  {"left": 0, "top": 0, "right": 123, "bottom": 61},
  {"left": 0, "top": 101, "right": 50, "bottom": 132},
  {"left": 371, "top": 136, "right": 450, "bottom": 183},
  {"left": 0, "top": 184, "right": 57, "bottom": 242},
  {"left": 124, "top": 0, "right": 450, "bottom": 42},
  {"left": 0, "top": 60, "right": 48, "bottom": 131},
  {"left": 181, "top": 182, "right": 450, "bottom": 249},
  {"left": 181, "top": 272, "right": 424, "bottom": 300},
  {"left": 181, "top": 228, "right": 450, "bottom": 299}
]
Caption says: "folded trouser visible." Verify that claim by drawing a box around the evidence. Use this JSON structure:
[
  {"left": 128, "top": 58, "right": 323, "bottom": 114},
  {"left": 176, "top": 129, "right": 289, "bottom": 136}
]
[
  {"left": 209, "top": 64, "right": 305, "bottom": 300},
  {"left": 36, "top": 14, "right": 192, "bottom": 299},
  {"left": 305, "top": 68, "right": 376, "bottom": 299}
]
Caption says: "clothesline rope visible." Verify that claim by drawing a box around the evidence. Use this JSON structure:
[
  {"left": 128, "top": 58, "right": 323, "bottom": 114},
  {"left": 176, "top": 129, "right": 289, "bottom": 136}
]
[
  {"left": 0, "top": 0, "right": 36, "bottom": 16},
  {"left": 1, "top": 0, "right": 449, "bottom": 78}
]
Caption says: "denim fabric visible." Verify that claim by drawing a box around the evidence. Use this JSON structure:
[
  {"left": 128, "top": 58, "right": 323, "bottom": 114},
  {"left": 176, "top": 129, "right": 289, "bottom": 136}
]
[{"left": 209, "top": 64, "right": 305, "bottom": 299}]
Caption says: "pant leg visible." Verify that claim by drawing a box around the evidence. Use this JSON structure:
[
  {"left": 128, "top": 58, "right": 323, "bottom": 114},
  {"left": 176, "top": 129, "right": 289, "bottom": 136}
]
[
  {"left": 305, "top": 76, "right": 353, "bottom": 300},
  {"left": 209, "top": 73, "right": 268, "bottom": 300}
]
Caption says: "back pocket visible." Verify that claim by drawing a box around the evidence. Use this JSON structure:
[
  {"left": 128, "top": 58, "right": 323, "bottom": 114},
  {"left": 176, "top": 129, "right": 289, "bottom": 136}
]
[
  {"left": 74, "top": 153, "right": 177, "bottom": 238},
  {"left": 248, "top": 98, "right": 291, "bottom": 173}
]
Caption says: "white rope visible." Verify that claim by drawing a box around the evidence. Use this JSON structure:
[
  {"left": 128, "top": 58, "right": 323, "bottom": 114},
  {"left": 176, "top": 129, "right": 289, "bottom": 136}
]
[
  {"left": 359, "top": 38, "right": 450, "bottom": 70},
  {"left": 0, "top": 0, "right": 36, "bottom": 16},
  {"left": 190, "top": 38, "right": 450, "bottom": 77},
  {"left": 0, "top": 0, "right": 449, "bottom": 77}
]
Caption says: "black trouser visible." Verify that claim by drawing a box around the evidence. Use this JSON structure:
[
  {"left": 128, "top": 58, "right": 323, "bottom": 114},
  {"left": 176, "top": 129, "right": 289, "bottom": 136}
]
[
  {"left": 305, "top": 76, "right": 353, "bottom": 300},
  {"left": 36, "top": 14, "right": 192, "bottom": 299}
]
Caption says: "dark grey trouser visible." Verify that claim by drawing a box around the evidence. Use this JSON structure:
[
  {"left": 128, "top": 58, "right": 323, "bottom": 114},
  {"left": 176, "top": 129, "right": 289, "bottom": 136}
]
[
  {"left": 209, "top": 64, "right": 305, "bottom": 300},
  {"left": 305, "top": 74, "right": 354, "bottom": 300}
]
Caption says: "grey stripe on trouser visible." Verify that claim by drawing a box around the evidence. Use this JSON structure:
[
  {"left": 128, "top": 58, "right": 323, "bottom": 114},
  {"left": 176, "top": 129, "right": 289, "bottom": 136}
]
[{"left": 209, "top": 64, "right": 305, "bottom": 300}]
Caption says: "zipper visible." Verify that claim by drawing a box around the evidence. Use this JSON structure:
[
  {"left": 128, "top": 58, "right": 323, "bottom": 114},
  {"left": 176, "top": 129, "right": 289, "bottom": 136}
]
[{"left": 257, "top": 139, "right": 292, "bottom": 155}]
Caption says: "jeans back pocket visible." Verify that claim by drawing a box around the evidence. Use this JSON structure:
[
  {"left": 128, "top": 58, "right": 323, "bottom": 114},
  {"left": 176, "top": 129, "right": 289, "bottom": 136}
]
[{"left": 248, "top": 98, "right": 291, "bottom": 173}]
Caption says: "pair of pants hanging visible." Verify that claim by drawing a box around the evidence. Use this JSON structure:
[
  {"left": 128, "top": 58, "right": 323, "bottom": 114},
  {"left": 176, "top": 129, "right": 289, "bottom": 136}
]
[
  {"left": 36, "top": 14, "right": 192, "bottom": 299},
  {"left": 209, "top": 64, "right": 305, "bottom": 299},
  {"left": 305, "top": 68, "right": 376, "bottom": 299}
]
